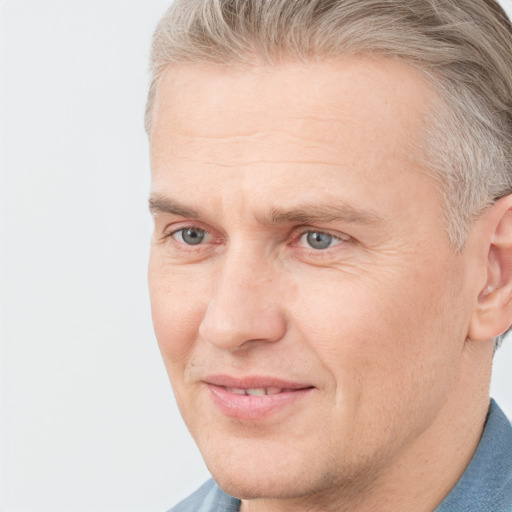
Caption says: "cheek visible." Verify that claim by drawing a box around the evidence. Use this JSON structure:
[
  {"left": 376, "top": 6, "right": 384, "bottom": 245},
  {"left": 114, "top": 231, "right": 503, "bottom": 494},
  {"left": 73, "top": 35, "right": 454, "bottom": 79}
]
[
  {"left": 291, "top": 261, "right": 465, "bottom": 403},
  {"left": 288, "top": 267, "right": 466, "bottom": 459},
  {"left": 148, "top": 254, "right": 209, "bottom": 369}
]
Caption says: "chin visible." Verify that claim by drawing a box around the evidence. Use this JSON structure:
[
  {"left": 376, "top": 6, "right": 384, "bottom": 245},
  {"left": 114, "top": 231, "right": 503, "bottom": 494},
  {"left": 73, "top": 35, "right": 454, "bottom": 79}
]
[
  {"left": 210, "top": 466, "right": 310, "bottom": 501},
  {"left": 199, "top": 436, "right": 337, "bottom": 502},
  {"left": 198, "top": 424, "right": 389, "bottom": 506},
  {"left": 199, "top": 438, "right": 288, "bottom": 493}
]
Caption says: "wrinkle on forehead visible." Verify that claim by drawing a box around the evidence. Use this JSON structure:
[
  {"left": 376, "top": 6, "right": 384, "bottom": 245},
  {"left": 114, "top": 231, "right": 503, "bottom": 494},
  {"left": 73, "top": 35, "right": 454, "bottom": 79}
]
[
  {"left": 152, "top": 128, "right": 409, "bottom": 177},
  {"left": 150, "top": 58, "right": 431, "bottom": 178}
]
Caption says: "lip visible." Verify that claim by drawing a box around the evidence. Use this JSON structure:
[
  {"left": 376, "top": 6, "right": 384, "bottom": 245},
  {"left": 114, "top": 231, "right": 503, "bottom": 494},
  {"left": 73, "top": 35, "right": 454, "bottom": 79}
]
[{"left": 203, "top": 374, "right": 315, "bottom": 420}]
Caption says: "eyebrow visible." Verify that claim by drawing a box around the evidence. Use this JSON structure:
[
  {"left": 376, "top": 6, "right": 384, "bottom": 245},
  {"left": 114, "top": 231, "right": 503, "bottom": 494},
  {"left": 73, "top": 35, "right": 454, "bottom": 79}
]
[
  {"left": 148, "top": 193, "right": 384, "bottom": 226},
  {"left": 149, "top": 194, "right": 199, "bottom": 218},
  {"left": 262, "top": 202, "right": 384, "bottom": 226}
]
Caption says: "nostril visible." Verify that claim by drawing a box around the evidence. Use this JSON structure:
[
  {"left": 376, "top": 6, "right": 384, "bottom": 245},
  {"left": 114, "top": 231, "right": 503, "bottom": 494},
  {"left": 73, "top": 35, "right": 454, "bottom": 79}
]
[{"left": 197, "top": 266, "right": 288, "bottom": 350}]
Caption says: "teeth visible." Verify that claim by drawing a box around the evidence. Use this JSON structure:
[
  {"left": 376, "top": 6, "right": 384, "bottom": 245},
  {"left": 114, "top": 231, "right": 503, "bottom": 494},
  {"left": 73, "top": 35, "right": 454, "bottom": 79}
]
[
  {"left": 227, "top": 387, "right": 246, "bottom": 395},
  {"left": 245, "top": 388, "right": 266, "bottom": 396},
  {"left": 226, "top": 387, "right": 285, "bottom": 396},
  {"left": 266, "top": 387, "right": 283, "bottom": 395}
]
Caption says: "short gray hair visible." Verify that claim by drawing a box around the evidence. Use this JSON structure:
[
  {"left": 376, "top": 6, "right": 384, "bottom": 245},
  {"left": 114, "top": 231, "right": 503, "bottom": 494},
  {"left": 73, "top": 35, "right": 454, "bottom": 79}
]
[{"left": 145, "top": 0, "right": 512, "bottom": 345}]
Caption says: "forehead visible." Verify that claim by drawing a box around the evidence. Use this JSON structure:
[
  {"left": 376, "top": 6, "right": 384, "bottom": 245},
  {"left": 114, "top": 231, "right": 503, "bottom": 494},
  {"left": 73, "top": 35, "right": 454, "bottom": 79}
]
[
  {"left": 149, "top": 56, "right": 438, "bottom": 220},
  {"left": 151, "top": 56, "right": 432, "bottom": 148}
]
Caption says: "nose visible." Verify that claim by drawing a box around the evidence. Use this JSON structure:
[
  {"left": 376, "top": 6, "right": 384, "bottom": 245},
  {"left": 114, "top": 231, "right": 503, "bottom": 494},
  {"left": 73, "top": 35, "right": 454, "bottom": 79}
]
[{"left": 198, "top": 249, "right": 287, "bottom": 352}]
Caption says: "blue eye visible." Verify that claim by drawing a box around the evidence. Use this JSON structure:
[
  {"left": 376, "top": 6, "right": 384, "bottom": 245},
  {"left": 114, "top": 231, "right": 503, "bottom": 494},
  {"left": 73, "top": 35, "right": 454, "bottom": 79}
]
[
  {"left": 173, "top": 228, "right": 206, "bottom": 245},
  {"left": 301, "top": 231, "right": 338, "bottom": 250}
]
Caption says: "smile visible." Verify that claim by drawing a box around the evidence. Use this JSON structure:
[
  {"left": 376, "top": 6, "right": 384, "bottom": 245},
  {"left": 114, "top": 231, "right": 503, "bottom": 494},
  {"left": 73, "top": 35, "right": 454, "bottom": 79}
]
[
  {"left": 225, "top": 387, "right": 293, "bottom": 396},
  {"left": 204, "top": 376, "right": 314, "bottom": 420}
]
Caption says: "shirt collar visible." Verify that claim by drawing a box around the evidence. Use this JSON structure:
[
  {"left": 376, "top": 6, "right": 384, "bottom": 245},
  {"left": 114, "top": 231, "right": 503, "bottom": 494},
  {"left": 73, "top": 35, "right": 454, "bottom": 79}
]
[{"left": 435, "top": 399, "right": 512, "bottom": 512}]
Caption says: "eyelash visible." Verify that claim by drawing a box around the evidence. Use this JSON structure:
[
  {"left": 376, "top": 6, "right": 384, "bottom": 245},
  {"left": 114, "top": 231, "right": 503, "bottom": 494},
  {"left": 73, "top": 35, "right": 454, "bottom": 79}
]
[
  {"left": 295, "top": 230, "right": 344, "bottom": 250},
  {"left": 163, "top": 225, "right": 215, "bottom": 251},
  {"left": 162, "top": 225, "right": 351, "bottom": 256}
]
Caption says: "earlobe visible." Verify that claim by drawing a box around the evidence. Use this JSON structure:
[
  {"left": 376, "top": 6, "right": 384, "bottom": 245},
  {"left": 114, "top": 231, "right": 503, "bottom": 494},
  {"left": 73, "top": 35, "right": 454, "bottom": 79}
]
[{"left": 468, "top": 196, "right": 512, "bottom": 342}]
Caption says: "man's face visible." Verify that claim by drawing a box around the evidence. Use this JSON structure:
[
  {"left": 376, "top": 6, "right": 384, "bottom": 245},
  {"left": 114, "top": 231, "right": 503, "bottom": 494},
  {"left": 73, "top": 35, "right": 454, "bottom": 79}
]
[{"left": 148, "top": 58, "right": 477, "bottom": 502}]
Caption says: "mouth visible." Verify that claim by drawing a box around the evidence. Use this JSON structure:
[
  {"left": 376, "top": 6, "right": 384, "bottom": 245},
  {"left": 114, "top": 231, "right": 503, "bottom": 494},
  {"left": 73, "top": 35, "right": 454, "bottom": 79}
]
[
  {"left": 223, "top": 386, "right": 300, "bottom": 396},
  {"left": 203, "top": 375, "right": 315, "bottom": 420}
]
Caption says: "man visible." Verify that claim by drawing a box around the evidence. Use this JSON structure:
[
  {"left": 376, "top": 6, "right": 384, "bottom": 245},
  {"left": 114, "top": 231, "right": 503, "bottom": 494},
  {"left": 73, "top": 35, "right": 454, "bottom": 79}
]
[{"left": 146, "top": 1, "right": 512, "bottom": 511}]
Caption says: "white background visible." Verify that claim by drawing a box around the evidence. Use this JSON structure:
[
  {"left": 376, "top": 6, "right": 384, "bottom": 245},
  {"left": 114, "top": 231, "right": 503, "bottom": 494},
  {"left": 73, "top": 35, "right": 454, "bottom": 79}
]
[{"left": 0, "top": 1, "right": 511, "bottom": 511}]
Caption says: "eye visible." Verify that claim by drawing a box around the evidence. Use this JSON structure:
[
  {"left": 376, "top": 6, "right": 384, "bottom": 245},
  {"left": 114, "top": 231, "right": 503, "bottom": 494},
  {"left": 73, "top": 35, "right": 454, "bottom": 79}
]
[
  {"left": 299, "top": 231, "right": 341, "bottom": 250},
  {"left": 172, "top": 227, "right": 207, "bottom": 245}
]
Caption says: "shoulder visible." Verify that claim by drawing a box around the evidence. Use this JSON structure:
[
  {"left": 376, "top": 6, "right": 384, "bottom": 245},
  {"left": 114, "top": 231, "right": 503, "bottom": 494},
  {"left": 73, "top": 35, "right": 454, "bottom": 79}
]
[{"left": 166, "top": 479, "right": 241, "bottom": 512}]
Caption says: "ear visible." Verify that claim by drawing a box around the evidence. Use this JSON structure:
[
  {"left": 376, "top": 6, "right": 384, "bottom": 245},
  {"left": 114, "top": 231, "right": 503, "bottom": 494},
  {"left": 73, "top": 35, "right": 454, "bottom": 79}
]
[{"left": 469, "top": 195, "right": 512, "bottom": 341}]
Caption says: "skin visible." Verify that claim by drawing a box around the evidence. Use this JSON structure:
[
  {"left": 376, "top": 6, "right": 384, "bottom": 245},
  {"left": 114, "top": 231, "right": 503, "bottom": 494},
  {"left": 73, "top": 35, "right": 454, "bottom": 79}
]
[{"left": 148, "top": 57, "right": 511, "bottom": 512}]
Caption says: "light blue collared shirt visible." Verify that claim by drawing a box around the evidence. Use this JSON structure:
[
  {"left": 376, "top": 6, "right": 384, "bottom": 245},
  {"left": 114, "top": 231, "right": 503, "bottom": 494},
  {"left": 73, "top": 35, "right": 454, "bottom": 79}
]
[{"left": 168, "top": 399, "right": 512, "bottom": 512}]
